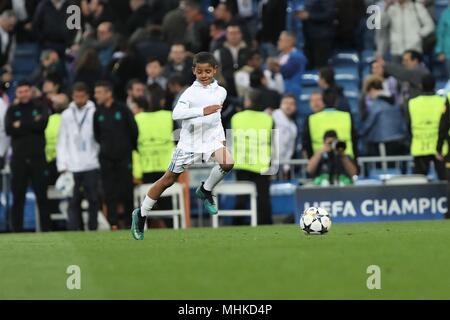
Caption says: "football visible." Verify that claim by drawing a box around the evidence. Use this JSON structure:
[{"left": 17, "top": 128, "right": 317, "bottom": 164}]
[{"left": 300, "top": 207, "right": 332, "bottom": 235}]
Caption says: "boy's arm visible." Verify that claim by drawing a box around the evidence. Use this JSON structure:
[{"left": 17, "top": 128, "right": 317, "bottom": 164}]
[{"left": 172, "top": 91, "right": 222, "bottom": 120}]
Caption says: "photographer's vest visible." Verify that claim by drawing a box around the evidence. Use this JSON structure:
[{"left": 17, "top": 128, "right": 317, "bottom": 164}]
[
  {"left": 308, "top": 109, "right": 354, "bottom": 157},
  {"left": 231, "top": 110, "right": 273, "bottom": 174},
  {"left": 134, "top": 110, "right": 174, "bottom": 178},
  {"left": 408, "top": 95, "right": 446, "bottom": 157},
  {"left": 45, "top": 113, "right": 61, "bottom": 163}
]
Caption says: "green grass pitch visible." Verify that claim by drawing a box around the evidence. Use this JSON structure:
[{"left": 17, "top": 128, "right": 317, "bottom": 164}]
[{"left": 1, "top": 220, "right": 450, "bottom": 299}]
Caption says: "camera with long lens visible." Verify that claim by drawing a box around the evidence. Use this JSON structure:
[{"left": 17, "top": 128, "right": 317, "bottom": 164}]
[{"left": 332, "top": 140, "right": 347, "bottom": 153}]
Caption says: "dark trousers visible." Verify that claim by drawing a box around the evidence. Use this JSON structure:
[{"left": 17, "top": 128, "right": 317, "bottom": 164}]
[
  {"left": 100, "top": 157, "right": 134, "bottom": 228},
  {"left": 10, "top": 155, "right": 50, "bottom": 232},
  {"left": 413, "top": 156, "right": 446, "bottom": 180},
  {"left": 446, "top": 168, "right": 450, "bottom": 219},
  {"left": 235, "top": 170, "right": 272, "bottom": 225},
  {"left": 304, "top": 37, "right": 333, "bottom": 70},
  {"left": 366, "top": 140, "right": 409, "bottom": 174},
  {"left": 68, "top": 169, "right": 101, "bottom": 231}
]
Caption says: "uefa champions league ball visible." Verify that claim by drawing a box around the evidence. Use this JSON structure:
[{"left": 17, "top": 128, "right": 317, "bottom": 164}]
[{"left": 299, "top": 207, "right": 332, "bottom": 235}]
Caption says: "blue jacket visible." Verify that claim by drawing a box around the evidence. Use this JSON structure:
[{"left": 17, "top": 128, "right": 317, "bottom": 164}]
[
  {"left": 436, "top": 8, "right": 450, "bottom": 57},
  {"left": 359, "top": 96, "right": 407, "bottom": 144},
  {"left": 280, "top": 48, "right": 307, "bottom": 98}
]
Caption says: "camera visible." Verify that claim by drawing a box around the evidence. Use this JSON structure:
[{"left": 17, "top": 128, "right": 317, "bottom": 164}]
[{"left": 332, "top": 140, "right": 347, "bottom": 152}]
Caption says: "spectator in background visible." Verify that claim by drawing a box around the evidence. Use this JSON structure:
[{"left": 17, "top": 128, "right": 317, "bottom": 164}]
[
  {"left": 297, "top": 0, "right": 335, "bottom": 69},
  {"left": 92, "top": 22, "right": 120, "bottom": 69},
  {"left": 0, "top": 10, "right": 17, "bottom": 71},
  {"left": 277, "top": 31, "right": 307, "bottom": 100},
  {"left": 5, "top": 80, "right": 50, "bottom": 232},
  {"left": 249, "top": 69, "right": 281, "bottom": 112},
  {"left": 378, "top": 0, "right": 434, "bottom": 63},
  {"left": 73, "top": 48, "right": 104, "bottom": 95},
  {"left": 84, "top": 0, "right": 118, "bottom": 32},
  {"left": 377, "top": 50, "right": 430, "bottom": 105},
  {"left": 93, "top": 81, "right": 138, "bottom": 230},
  {"left": 309, "top": 92, "right": 326, "bottom": 114},
  {"left": 7, "top": 0, "right": 38, "bottom": 43},
  {"left": 183, "top": 0, "right": 210, "bottom": 53},
  {"left": 161, "top": 0, "right": 188, "bottom": 45},
  {"left": 32, "top": 0, "right": 77, "bottom": 59},
  {"left": 57, "top": 82, "right": 101, "bottom": 231},
  {"left": 234, "top": 50, "right": 263, "bottom": 98},
  {"left": 209, "top": 19, "right": 227, "bottom": 52},
  {"left": 318, "top": 67, "right": 350, "bottom": 112},
  {"left": 30, "top": 49, "right": 65, "bottom": 89},
  {"left": 212, "top": 1, "right": 251, "bottom": 43},
  {"left": 335, "top": 0, "right": 366, "bottom": 51},
  {"left": 163, "top": 43, "right": 194, "bottom": 84},
  {"left": 436, "top": 4, "right": 450, "bottom": 78},
  {"left": 214, "top": 24, "right": 249, "bottom": 98},
  {"left": 131, "top": 25, "right": 170, "bottom": 76},
  {"left": 359, "top": 76, "right": 407, "bottom": 158},
  {"left": 360, "top": 61, "right": 399, "bottom": 120},
  {"left": 264, "top": 57, "right": 285, "bottom": 95},
  {"left": 272, "top": 94, "right": 298, "bottom": 179},
  {"left": 167, "top": 73, "right": 189, "bottom": 109},
  {"left": 126, "top": 79, "right": 146, "bottom": 111},
  {"left": 306, "top": 130, "right": 357, "bottom": 186},
  {"left": 146, "top": 57, "right": 167, "bottom": 90},
  {"left": 258, "top": 0, "right": 287, "bottom": 55},
  {"left": 125, "top": 0, "right": 152, "bottom": 36},
  {"left": 407, "top": 74, "right": 446, "bottom": 180}
]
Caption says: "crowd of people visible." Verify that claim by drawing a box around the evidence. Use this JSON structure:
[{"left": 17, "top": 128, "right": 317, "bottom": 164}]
[{"left": 0, "top": 0, "right": 450, "bottom": 231}]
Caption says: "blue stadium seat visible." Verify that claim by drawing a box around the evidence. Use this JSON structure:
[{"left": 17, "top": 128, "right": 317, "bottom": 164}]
[
  {"left": 336, "top": 74, "right": 360, "bottom": 92},
  {"left": 301, "top": 86, "right": 320, "bottom": 96},
  {"left": 298, "top": 93, "right": 311, "bottom": 115},
  {"left": 301, "top": 72, "right": 319, "bottom": 87},
  {"left": 361, "top": 49, "right": 375, "bottom": 65}
]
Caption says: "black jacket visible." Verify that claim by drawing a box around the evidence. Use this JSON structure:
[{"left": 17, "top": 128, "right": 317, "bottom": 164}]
[
  {"left": 93, "top": 102, "right": 138, "bottom": 160},
  {"left": 5, "top": 99, "right": 49, "bottom": 158}
]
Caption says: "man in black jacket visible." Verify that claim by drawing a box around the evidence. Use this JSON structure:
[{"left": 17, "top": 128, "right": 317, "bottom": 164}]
[
  {"left": 93, "top": 81, "right": 138, "bottom": 229},
  {"left": 5, "top": 80, "right": 51, "bottom": 232}
]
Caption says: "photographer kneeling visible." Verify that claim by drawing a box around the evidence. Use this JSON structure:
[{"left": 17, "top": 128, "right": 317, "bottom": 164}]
[{"left": 306, "top": 130, "right": 358, "bottom": 186}]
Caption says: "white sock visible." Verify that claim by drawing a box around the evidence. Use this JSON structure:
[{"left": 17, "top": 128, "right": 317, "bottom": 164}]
[
  {"left": 203, "top": 165, "right": 229, "bottom": 191},
  {"left": 141, "top": 195, "right": 157, "bottom": 217}
]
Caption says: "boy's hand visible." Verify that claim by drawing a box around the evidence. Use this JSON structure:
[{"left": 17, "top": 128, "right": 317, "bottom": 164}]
[{"left": 203, "top": 105, "right": 222, "bottom": 116}]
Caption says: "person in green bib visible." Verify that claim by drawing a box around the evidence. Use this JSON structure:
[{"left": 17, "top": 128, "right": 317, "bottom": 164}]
[
  {"left": 231, "top": 89, "right": 274, "bottom": 225},
  {"left": 302, "top": 90, "right": 358, "bottom": 161},
  {"left": 43, "top": 76, "right": 68, "bottom": 186},
  {"left": 131, "top": 90, "right": 175, "bottom": 228},
  {"left": 437, "top": 92, "right": 450, "bottom": 219},
  {"left": 407, "top": 74, "right": 446, "bottom": 180}
]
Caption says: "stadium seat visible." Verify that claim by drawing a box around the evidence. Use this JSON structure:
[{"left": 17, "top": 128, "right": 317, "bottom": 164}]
[
  {"left": 212, "top": 181, "right": 257, "bottom": 228},
  {"left": 301, "top": 86, "right": 320, "bottom": 96},
  {"left": 301, "top": 72, "right": 319, "bottom": 87},
  {"left": 134, "top": 183, "right": 187, "bottom": 229},
  {"left": 336, "top": 74, "right": 359, "bottom": 92}
]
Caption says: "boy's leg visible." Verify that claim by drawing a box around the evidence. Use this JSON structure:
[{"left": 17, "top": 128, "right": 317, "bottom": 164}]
[
  {"left": 142, "top": 170, "right": 180, "bottom": 215},
  {"left": 131, "top": 170, "right": 180, "bottom": 240},
  {"left": 204, "top": 147, "right": 234, "bottom": 191},
  {"left": 196, "top": 147, "right": 234, "bottom": 215}
]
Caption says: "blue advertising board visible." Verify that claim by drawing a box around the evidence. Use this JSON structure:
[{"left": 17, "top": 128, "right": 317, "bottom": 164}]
[{"left": 296, "top": 182, "right": 448, "bottom": 223}]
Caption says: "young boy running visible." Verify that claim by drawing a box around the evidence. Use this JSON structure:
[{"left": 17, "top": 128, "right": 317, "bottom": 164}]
[{"left": 131, "top": 52, "right": 234, "bottom": 240}]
